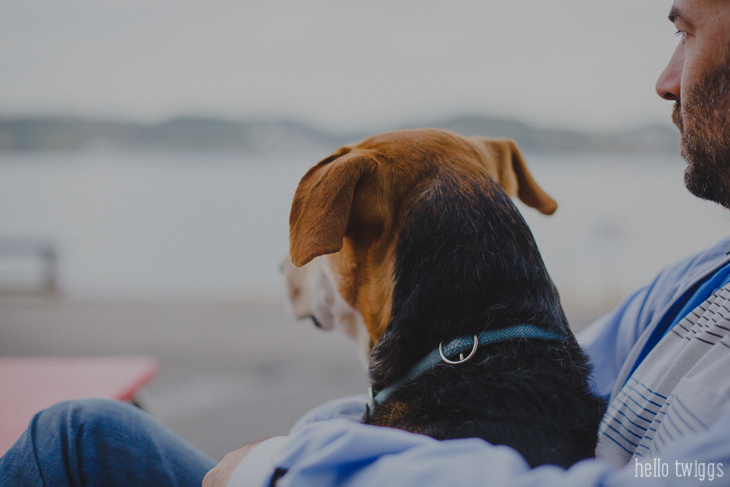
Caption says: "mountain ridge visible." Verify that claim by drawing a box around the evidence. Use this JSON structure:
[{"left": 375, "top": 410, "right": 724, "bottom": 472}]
[{"left": 0, "top": 114, "right": 680, "bottom": 154}]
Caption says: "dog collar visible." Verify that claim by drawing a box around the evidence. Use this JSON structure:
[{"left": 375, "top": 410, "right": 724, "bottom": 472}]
[{"left": 370, "top": 324, "right": 564, "bottom": 408}]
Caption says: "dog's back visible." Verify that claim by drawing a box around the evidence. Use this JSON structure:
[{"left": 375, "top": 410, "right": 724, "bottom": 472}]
[{"left": 365, "top": 167, "right": 605, "bottom": 468}]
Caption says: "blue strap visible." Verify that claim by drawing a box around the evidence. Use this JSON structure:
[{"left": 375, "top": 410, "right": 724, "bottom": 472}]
[
  {"left": 623, "top": 260, "right": 730, "bottom": 391},
  {"left": 664, "top": 261, "right": 730, "bottom": 337},
  {"left": 373, "top": 324, "right": 564, "bottom": 406}
]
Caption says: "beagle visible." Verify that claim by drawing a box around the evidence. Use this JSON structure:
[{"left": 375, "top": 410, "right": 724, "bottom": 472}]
[{"left": 283, "top": 128, "right": 605, "bottom": 468}]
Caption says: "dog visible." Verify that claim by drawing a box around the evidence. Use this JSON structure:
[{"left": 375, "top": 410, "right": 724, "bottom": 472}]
[{"left": 283, "top": 128, "right": 606, "bottom": 468}]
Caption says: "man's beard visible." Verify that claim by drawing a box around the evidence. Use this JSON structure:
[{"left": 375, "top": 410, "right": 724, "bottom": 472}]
[{"left": 674, "top": 55, "right": 730, "bottom": 209}]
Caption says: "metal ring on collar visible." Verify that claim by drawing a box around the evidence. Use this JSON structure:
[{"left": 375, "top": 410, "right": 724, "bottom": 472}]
[{"left": 439, "top": 335, "right": 479, "bottom": 365}]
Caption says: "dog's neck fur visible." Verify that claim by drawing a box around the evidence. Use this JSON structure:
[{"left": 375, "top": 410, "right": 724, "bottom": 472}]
[{"left": 369, "top": 172, "right": 570, "bottom": 390}]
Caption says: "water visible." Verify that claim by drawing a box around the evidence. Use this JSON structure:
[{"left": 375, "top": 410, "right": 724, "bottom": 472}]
[{"left": 0, "top": 150, "right": 728, "bottom": 307}]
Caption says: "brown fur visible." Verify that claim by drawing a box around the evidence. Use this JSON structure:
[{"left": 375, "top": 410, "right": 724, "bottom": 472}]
[{"left": 289, "top": 128, "right": 556, "bottom": 346}]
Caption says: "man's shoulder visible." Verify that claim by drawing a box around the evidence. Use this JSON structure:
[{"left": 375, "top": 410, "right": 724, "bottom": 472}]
[
  {"left": 648, "top": 236, "right": 730, "bottom": 294},
  {"left": 579, "top": 236, "right": 730, "bottom": 399}
]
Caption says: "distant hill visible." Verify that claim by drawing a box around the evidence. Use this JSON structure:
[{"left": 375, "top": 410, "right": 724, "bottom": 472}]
[
  {"left": 0, "top": 115, "right": 679, "bottom": 154},
  {"left": 416, "top": 115, "right": 680, "bottom": 154},
  {"left": 0, "top": 116, "right": 355, "bottom": 153}
]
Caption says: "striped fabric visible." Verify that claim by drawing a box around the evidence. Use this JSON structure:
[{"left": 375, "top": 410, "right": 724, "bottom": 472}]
[{"left": 596, "top": 285, "right": 730, "bottom": 468}]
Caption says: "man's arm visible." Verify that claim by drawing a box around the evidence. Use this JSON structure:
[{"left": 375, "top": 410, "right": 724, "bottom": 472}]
[
  {"left": 202, "top": 438, "right": 268, "bottom": 487},
  {"left": 254, "top": 415, "right": 730, "bottom": 487}
]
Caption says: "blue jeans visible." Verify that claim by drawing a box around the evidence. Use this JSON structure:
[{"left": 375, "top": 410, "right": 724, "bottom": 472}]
[{"left": 0, "top": 399, "right": 217, "bottom": 486}]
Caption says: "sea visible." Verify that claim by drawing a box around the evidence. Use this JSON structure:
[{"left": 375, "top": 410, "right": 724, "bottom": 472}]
[{"left": 1, "top": 149, "right": 728, "bottom": 310}]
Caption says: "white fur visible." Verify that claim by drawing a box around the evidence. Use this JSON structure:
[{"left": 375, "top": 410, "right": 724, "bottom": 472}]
[{"left": 282, "top": 256, "right": 371, "bottom": 365}]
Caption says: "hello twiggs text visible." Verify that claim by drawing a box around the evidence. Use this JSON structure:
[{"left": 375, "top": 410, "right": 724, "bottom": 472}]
[{"left": 635, "top": 458, "right": 724, "bottom": 481}]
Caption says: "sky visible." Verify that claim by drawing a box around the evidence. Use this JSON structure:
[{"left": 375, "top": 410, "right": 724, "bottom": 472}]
[{"left": 0, "top": 0, "right": 680, "bottom": 133}]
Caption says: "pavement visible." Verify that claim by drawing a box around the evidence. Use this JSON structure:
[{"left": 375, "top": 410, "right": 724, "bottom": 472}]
[{"left": 0, "top": 296, "right": 611, "bottom": 460}]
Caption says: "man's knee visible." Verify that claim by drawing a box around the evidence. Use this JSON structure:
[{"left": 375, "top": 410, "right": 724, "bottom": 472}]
[
  {"left": 5, "top": 398, "right": 214, "bottom": 486},
  {"left": 1, "top": 399, "right": 147, "bottom": 486},
  {"left": 31, "top": 398, "right": 155, "bottom": 458},
  {"left": 35, "top": 398, "right": 143, "bottom": 433}
]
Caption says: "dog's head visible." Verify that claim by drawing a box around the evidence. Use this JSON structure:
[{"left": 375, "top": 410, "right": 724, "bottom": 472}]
[{"left": 283, "top": 128, "right": 556, "bottom": 360}]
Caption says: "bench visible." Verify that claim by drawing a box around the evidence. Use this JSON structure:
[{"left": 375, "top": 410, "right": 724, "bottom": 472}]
[
  {"left": 0, "top": 238, "right": 58, "bottom": 294},
  {"left": 0, "top": 356, "right": 159, "bottom": 455}
]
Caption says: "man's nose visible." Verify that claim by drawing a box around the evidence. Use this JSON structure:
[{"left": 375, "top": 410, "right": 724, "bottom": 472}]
[{"left": 656, "top": 40, "right": 684, "bottom": 101}]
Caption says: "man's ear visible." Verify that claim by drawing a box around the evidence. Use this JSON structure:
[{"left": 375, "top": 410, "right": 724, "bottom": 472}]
[
  {"left": 469, "top": 137, "right": 558, "bottom": 215},
  {"left": 289, "top": 149, "right": 378, "bottom": 267}
]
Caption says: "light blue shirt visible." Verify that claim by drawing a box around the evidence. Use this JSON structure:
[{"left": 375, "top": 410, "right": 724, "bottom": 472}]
[{"left": 231, "top": 236, "right": 730, "bottom": 487}]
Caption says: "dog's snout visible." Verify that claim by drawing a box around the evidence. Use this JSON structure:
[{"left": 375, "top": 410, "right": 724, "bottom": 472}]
[{"left": 305, "top": 315, "right": 323, "bottom": 329}]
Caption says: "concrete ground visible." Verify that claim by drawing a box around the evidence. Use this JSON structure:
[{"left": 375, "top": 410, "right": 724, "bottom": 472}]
[{"left": 0, "top": 296, "right": 611, "bottom": 460}]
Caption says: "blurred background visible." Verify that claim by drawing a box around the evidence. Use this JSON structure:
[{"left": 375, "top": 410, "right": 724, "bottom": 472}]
[{"left": 3, "top": 0, "right": 729, "bottom": 460}]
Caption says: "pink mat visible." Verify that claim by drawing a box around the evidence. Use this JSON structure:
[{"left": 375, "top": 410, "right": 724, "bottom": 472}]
[{"left": 0, "top": 356, "right": 158, "bottom": 455}]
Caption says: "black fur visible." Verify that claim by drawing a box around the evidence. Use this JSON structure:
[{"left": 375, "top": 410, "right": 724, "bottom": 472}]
[{"left": 365, "top": 171, "right": 606, "bottom": 469}]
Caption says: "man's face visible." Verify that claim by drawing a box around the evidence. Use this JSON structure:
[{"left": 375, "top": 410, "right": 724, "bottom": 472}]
[{"left": 656, "top": 0, "right": 730, "bottom": 208}]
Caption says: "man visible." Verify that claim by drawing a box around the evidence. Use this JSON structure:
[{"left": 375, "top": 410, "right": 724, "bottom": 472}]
[{"left": 3, "top": 0, "right": 730, "bottom": 485}]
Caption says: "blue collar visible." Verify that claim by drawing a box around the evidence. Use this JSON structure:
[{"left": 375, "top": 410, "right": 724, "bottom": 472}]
[{"left": 370, "top": 324, "right": 564, "bottom": 407}]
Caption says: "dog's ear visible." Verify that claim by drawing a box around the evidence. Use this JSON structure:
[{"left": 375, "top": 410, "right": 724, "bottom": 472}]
[
  {"left": 289, "top": 149, "right": 378, "bottom": 267},
  {"left": 469, "top": 137, "right": 558, "bottom": 215}
]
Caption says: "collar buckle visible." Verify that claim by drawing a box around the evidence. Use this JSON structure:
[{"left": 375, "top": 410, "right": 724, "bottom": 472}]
[{"left": 439, "top": 334, "right": 479, "bottom": 364}]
